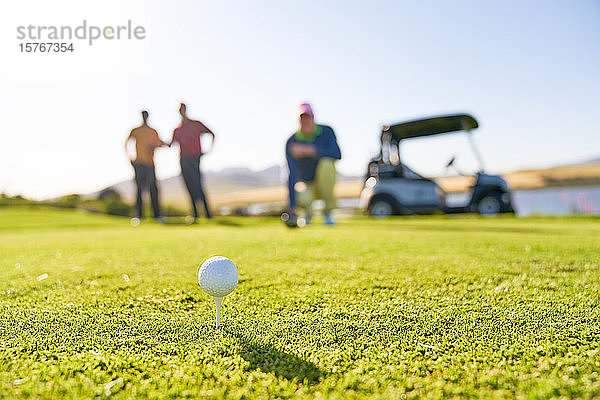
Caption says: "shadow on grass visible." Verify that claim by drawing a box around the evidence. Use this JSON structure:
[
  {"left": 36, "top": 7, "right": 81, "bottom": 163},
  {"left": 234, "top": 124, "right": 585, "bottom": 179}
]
[
  {"left": 161, "top": 217, "right": 191, "bottom": 226},
  {"left": 158, "top": 217, "right": 243, "bottom": 227},
  {"left": 215, "top": 218, "right": 244, "bottom": 227},
  {"left": 224, "top": 327, "right": 324, "bottom": 383}
]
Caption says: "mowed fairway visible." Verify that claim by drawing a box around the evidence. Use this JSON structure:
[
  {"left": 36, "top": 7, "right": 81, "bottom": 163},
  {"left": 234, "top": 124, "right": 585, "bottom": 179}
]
[{"left": 1, "top": 208, "right": 600, "bottom": 399}]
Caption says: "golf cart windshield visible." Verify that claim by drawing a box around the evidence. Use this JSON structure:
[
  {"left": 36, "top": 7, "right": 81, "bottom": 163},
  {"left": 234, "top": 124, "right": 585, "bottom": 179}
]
[
  {"left": 373, "top": 113, "right": 484, "bottom": 176},
  {"left": 383, "top": 114, "right": 478, "bottom": 141}
]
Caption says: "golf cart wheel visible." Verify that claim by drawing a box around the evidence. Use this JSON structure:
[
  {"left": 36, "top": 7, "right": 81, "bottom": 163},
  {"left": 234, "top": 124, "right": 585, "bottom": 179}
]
[
  {"left": 368, "top": 195, "right": 398, "bottom": 217},
  {"left": 476, "top": 192, "right": 502, "bottom": 215}
]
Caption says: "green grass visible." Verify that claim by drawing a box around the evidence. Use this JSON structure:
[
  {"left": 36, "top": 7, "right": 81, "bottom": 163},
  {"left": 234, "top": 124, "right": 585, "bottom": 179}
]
[{"left": 1, "top": 207, "right": 600, "bottom": 399}]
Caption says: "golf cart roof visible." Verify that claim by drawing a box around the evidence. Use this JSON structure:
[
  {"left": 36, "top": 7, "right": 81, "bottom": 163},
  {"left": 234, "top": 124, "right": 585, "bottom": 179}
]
[{"left": 383, "top": 114, "right": 478, "bottom": 141}]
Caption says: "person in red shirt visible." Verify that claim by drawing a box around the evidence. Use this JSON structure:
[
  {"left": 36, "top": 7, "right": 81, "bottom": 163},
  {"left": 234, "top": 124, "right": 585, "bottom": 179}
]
[{"left": 170, "top": 103, "right": 215, "bottom": 220}]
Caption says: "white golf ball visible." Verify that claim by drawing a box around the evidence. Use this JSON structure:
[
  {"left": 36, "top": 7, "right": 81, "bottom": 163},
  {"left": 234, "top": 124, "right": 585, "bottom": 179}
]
[{"left": 197, "top": 256, "right": 238, "bottom": 297}]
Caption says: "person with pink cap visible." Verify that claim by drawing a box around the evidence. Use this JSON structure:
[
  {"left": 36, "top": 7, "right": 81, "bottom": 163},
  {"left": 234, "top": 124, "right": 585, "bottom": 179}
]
[{"left": 285, "top": 103, "right": 341, "bottom": 225}]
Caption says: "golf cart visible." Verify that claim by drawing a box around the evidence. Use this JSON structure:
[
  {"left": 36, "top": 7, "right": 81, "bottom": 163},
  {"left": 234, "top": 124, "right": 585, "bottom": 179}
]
[{"left": 359, "top": 114, "right": 515, "bottom": 216}]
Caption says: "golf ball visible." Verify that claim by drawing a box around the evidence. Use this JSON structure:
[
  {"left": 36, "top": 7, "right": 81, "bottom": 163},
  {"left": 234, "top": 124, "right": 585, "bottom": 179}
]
[{"left": 197, "top": 256, "right": 238, "bottom": 297}]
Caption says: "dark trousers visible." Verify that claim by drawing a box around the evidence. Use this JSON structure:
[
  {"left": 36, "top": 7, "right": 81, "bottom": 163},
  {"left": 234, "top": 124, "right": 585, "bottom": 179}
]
[
  {"left": 133, "top": 162, "right": 160, "bottom": 218},
  {"left": 180, "top": 155, "right": 211, "bottom": 218}
]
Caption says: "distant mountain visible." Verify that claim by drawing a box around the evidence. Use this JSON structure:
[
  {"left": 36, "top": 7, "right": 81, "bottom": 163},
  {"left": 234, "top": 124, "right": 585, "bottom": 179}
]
[
  {"left": 79, "top": 158, "right": 600, "bottom": 210},
  {"left": 583, "top": 157, "right": 600, "bottom": 165},
  {"left": 93, "top": 165, "right": 359, "bottom": 206},
  {"left": 204, "top": 165, "right": 284, "bottom": 187}
]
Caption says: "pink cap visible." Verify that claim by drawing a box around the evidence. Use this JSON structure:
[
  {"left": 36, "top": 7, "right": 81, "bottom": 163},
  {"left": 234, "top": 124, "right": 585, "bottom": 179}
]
[{"left": 297, "top": 103, "right": 314, "bottom": 117}]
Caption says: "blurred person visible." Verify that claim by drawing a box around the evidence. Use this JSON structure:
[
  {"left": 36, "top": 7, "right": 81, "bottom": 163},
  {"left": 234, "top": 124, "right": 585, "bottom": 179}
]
[
  {"left": 285, "top": 103, "right": 341, "bottom": 225},
  {"left": 170, "top": 103, "right": 215, "bottom": 221},
  {"left": 124, "top": 110, "right": 167, "bottom": 221}
]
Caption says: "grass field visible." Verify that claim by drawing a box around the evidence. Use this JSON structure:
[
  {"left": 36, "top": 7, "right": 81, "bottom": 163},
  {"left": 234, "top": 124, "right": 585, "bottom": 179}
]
[{"left": 1, "top": 208, "right": 600, "bottom": 399}]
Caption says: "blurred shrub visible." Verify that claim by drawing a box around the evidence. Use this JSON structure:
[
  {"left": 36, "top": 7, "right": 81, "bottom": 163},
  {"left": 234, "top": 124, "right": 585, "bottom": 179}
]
[
  {"left": 97, "top": 188, "right": 121, "bottom": 202},
  {"left": 1, "top": 191, "right": 193, "bottom": 219},
  {"left": 105, "top": 199, "right": 133, "bottom": 216},
  {"left": 54, "top": 194, "right": 81, "bottom": 208},
  {"left": 0, "top": 194, "right": 35, "bottom": 207}
]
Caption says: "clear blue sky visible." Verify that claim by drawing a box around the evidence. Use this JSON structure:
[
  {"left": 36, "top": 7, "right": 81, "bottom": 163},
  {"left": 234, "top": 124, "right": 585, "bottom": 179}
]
[{"left": 1, "top": 0, "right": 599, "bottom": 198}]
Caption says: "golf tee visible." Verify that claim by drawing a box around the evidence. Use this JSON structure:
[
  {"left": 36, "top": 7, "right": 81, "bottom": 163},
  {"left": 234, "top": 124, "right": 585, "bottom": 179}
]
[{"left": 214, "top": 296, "right": 223, "bottom": 328}]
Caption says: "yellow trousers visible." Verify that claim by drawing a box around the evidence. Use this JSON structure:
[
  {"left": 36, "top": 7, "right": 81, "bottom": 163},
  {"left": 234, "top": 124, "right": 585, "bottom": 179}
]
[{"left": 295, "top": 158, "right": 337, "bottom": 214}]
